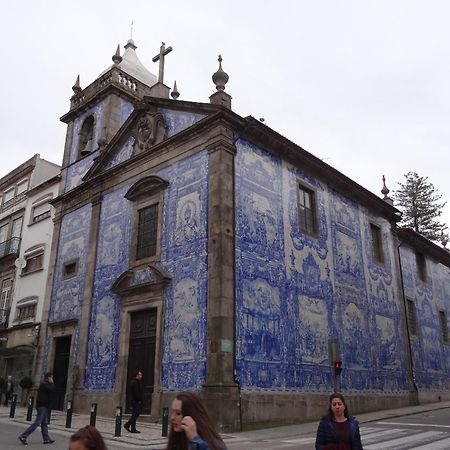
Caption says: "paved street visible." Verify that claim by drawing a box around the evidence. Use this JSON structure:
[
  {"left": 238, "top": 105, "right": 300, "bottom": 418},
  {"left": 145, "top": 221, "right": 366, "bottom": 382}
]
[{"left": 2, "top": 403, "right": 450, "bottom": 449}]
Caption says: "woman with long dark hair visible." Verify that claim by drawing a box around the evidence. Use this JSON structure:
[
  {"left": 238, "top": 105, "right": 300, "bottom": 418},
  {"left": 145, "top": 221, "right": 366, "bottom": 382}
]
[
  {"left": 166, "top": 391, "right": 227, "bottom": 450},
  {"left": 315, "top": 393, "right": 363, "bottom": 450},
  {"left": 68, "top": 425, "right": 109, "bottom": 450}
]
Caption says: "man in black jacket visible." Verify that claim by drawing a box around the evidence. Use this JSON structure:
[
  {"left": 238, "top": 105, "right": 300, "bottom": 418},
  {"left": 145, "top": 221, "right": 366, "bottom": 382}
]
[
  {"left": 124, "top": 370, "right": 143, "bottom": 433},
  {"left": 18, "top": 372, "right": 55, "bottom": 445},
  {"left": 2, "top": 375, "right": 14, "bottom": 406}
]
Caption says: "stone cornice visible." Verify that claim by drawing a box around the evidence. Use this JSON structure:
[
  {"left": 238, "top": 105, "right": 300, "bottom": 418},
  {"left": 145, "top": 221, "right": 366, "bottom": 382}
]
[{"left": 239, "top": 116, "right": 402, "bottom": 223}]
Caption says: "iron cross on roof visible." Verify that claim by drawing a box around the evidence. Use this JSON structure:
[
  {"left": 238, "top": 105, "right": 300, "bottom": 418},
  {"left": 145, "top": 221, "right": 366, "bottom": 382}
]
[{"left": 152, "top": 42, "right": 173, "bottom": 85}]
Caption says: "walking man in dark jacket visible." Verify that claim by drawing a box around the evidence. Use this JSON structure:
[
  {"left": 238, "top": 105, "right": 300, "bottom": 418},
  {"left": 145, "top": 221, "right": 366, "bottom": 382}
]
[
  {"left": 124, "top": 370, "right": 143, "bottom": 433},
  {"left": 2, "top": 375, "right": 14, "bottom": 406},
  {"left": 18, "top": 372, "right": 55, "bottom": 445}
]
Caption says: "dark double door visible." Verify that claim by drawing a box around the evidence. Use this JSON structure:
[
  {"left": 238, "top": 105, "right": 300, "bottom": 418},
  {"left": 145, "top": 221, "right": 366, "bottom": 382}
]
[
  {"left": 52, "top": 335, "right": 71, "bottom": 410},
  {"left": 126, "top": 309, "right": 157, "bottom": 414}
]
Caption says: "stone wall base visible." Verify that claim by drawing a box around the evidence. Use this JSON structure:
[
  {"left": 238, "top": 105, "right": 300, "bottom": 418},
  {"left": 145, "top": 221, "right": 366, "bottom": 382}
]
[{"left": 64, "top": 389, "right": 450, "bottom": 431}]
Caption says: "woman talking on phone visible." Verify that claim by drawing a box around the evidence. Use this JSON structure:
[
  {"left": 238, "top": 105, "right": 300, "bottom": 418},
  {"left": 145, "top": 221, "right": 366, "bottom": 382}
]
[{"left": 167, "top": 391, "right": 227, "bottom": 450}]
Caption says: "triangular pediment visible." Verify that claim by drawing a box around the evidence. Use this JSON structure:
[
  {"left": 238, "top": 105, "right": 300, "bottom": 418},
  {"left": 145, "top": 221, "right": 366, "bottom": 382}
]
[
  {"left": 111, "top": 264, "right": 171, "bottom": 296},
  {"left": 83, "top": 104, "right": 166, "bottom": 180},
  {"left": 82, "top": 98, "right": 216, "bottom": 182}
]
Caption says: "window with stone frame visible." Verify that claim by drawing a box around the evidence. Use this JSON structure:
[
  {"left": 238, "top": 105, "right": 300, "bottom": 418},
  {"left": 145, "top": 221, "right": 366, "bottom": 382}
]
[
  {"left": 31, "top": 199, "right": 52, "bottom": 224},
  {"left": 415, "top": 251, "right": 427, "bottom": 282},
  {"left": 2, "top": 187, "right": 14, "bottom": 209},
  {"left": 297, "top": 182, "right": 318, "bottom": 236},
  {"left": 15, "top": 298, "right": 37, "bottom": 321},
  {"left": 22, "top": 246, "right": 45, "bottom": 275},
  {"left": 62, "top": 259, "right": 79, "bottom": 279},
  {"left": 439, "top": 310, "right": 449, "bottom": 344},
  {"left": 77, "top": 115, "right": 95, "bottom": 158},
  {"left": 136, "top": 204, "right": 159, "bottom": 260},
  {"left": 125, "top": 175, "right": 169, "bottom": 265},
  {"left": 406, "top": 298, "right": 418, "bottom": 336},
  {"left": 370, "top": 223, "right": 384, "bottom": 264},
  {"left": 0, "top": 279, "right": 13, "bottom": 326},
  {"left": 15, "top": 179, "right": 29, "bottom": 199}
]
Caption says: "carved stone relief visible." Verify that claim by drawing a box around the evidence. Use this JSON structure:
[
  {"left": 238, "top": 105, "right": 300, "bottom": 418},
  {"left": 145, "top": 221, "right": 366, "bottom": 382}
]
[{"left": 133, "top": 112, "right": 167, "bottom": 154}]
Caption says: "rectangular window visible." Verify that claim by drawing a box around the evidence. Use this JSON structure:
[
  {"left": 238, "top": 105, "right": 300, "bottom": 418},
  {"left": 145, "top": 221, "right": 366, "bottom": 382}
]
[
  {"left": 298, "top": 184, "right": 317, "bottom": 235},
  {"left": 439, "top": 310, "right": 449, "bottom": 344},
  {"left": 370, "top": 223, "right": 384, "bottom": 264},
  {"left": 0, "top": 224, "right": 7, "bottom": 244},
  {"left": 416, "top": 251, "right": 427, "bottom": 282},
  {"left": 406, "top": 299, "right": 418, "bottom": 336},
  {"left": 136, "top": 204, "right": 158, "bottom": 260},
  {"left": 2, "top": 188, "right": 14, "bottom": 205},
  {"left": 32, "top": 202, "right": 51, "bottom": 223},
  {"left": 22, "top": 252, "right": 44, "bottom": 274},
  {"left": 63, "top": 260, "right": 79, "bottom": 279},
  {"left": 0, "top": 279, "right": 12, "bottom": 327},
  {"left": 16, "top": 303, "right": 36, "bottom": 321},
  {"left": 16, "top": 179, "right": 29, "bottom": 197}
]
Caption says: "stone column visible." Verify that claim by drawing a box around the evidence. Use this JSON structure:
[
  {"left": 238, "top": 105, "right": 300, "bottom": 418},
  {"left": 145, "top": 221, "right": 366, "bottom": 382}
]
[
  {"left": 203, "top": 123, "right": 240, "bottom": 431},
  {"left": 33, "top": 213, "right": 63, "bottom": 386}
]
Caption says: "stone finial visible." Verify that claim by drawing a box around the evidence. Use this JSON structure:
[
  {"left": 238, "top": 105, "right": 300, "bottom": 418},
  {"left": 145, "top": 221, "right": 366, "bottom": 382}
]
[
  {"left": 171, "top": 80, "right": 180, "bottom": 100},
  {"left": 441, "top": 232, "right": 449, "bottom": 250},
  {"left": 112, "top": 44, "right": 123, "bottom": 64},
  {"left": 72, "top": 75, "right": 82, "bottom": 94},
  {"left": 381, "top": 175, "right": 393, "bottom": 205},
  {"left": 212, "top": 55, "right": 229, "bottom": 91}
]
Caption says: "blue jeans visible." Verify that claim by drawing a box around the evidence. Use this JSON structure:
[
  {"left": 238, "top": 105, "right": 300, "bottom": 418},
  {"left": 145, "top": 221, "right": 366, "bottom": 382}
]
[{"left": 20, "top": 406, "right": 50, "bottom": 441}]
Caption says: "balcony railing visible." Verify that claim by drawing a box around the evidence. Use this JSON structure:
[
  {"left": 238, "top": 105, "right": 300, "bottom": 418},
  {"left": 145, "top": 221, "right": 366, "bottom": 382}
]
[
  {"left": 0, "top": 237, "right": 21, "bottom": 259},
  {"left": 0, "top": 308, "right": 11, "bottom": 329}
]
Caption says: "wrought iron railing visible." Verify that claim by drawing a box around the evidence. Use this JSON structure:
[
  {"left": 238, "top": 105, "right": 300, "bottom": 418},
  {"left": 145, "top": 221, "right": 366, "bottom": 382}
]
[{"left": 0, "top": 237, "right": 21, "bottom": 259}]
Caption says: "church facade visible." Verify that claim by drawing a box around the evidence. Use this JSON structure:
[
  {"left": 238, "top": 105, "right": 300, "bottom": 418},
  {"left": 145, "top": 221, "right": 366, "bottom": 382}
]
[{"left": 34, "top": 39, "right": 450, "bottom": 428}]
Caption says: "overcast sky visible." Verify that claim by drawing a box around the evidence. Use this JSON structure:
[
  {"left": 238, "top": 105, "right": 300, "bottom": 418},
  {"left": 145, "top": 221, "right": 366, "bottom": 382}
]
[{"left": 1, "top": 1, "right": 449, "bottom": 232}]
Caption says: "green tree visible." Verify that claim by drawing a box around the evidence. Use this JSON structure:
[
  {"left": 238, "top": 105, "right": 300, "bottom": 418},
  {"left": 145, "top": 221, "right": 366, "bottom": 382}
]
[{"left": 393, "top": 171, "right": 448, "bottom": 242}]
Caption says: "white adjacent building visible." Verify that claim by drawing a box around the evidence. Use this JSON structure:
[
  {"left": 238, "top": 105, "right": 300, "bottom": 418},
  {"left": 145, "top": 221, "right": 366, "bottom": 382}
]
[{"left": 0, "top": 154, "right": 60, "bottom": 400}]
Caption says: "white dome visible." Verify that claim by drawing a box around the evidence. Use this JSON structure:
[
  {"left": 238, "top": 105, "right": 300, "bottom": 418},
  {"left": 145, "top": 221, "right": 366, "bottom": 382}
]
[{"left": 99, "top": 40, "right": 157, "bottom": 87}]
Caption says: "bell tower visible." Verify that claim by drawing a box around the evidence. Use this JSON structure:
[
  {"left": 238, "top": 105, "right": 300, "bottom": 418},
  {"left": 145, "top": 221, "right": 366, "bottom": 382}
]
[{"left": 58, "top": 39, "right": 164, "bottom": 193}]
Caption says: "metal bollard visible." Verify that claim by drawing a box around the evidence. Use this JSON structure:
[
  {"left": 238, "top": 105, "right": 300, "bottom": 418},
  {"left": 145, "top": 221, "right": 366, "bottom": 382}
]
[
  {"left": 114, "top": 406, "right": 122, "bottom": 437},
  {"left": 26, "top": 396, "right": 34, "bottom": 421},
  {"left": 162, "top": 406, "right": 169, "bottom": 437},
  {"left": 9, "top": 394, "right": 17, "bottom": 418},
  {"left": 90, "top": 402, "right": 97, "bottom": 427},
  {"left": 66, "top": 400, "right": 73, "bottom": 428}
]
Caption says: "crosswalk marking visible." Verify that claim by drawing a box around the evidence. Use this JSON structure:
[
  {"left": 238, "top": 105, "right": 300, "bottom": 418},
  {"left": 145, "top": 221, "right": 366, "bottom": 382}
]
[
  {"left": 362, "top": 427, "right": 410, "bottom": 443},
  {"left": 364, "top": 430, "right": 446, "bottom": 449},
  {"left": 409, "top": 437, "right": 450, "bottom": 449},
  {"left": 283, "top": 436, "right": 316, "bottom": 444},
  {"left": 377, "top": 421, "right": 450, "bottom": 429}
]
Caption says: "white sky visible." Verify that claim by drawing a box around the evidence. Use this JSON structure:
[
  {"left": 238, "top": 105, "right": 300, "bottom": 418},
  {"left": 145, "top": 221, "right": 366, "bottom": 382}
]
[{"left": 1, "top": 1, "right": 449, "bottom": 231}]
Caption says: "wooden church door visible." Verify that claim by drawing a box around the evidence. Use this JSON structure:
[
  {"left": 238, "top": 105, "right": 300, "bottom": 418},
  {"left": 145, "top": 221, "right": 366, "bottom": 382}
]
[{"left": 126, "top": 309, "right": 157, "bottom": 414}]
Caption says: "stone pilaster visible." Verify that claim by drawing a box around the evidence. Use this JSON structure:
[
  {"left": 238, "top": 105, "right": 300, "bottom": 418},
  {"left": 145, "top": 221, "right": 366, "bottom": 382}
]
[
  {"left": 33, "top": 213, "right": 63, "bottom": 385},
  {"left": 72, "top": 194, "right": 102, "bottom": 395},
  {"left": 203, "top": 125, "right": 240, "bottom": 431}
]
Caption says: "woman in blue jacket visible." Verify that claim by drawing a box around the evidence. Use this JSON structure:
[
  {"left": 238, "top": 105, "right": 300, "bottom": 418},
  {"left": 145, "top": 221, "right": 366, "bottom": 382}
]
[{"left": 315, "top": 393, "right": 363, "bottom": 450}]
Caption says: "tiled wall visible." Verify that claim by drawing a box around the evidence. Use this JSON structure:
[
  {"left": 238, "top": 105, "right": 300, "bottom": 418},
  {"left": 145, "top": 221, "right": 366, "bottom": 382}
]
[
  {"left": 50, "top": 141, "right": 209, "bottom": 392},
  {"left": 235, "top": 138, "right": 409, "bottom": 394},
  {"left": 400, "top": 244, "right": 450, "bottom": 391}
]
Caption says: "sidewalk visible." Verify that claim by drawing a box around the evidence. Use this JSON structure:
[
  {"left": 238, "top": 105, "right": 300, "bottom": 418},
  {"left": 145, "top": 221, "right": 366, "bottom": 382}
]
[{"left": 1, "top": 399, "right": 450, "bottom": 448}]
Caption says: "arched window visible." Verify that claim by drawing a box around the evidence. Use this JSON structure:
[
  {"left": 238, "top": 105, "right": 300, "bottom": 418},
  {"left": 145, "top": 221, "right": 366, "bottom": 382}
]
[{"left": 77, "top": 115, "right": 95, "bottom": 158}]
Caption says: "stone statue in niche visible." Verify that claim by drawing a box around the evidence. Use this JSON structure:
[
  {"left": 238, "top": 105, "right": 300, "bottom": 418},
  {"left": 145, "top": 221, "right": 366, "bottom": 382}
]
[{"left": 133, "top": 112, "right": 167, "bottom": 154}]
